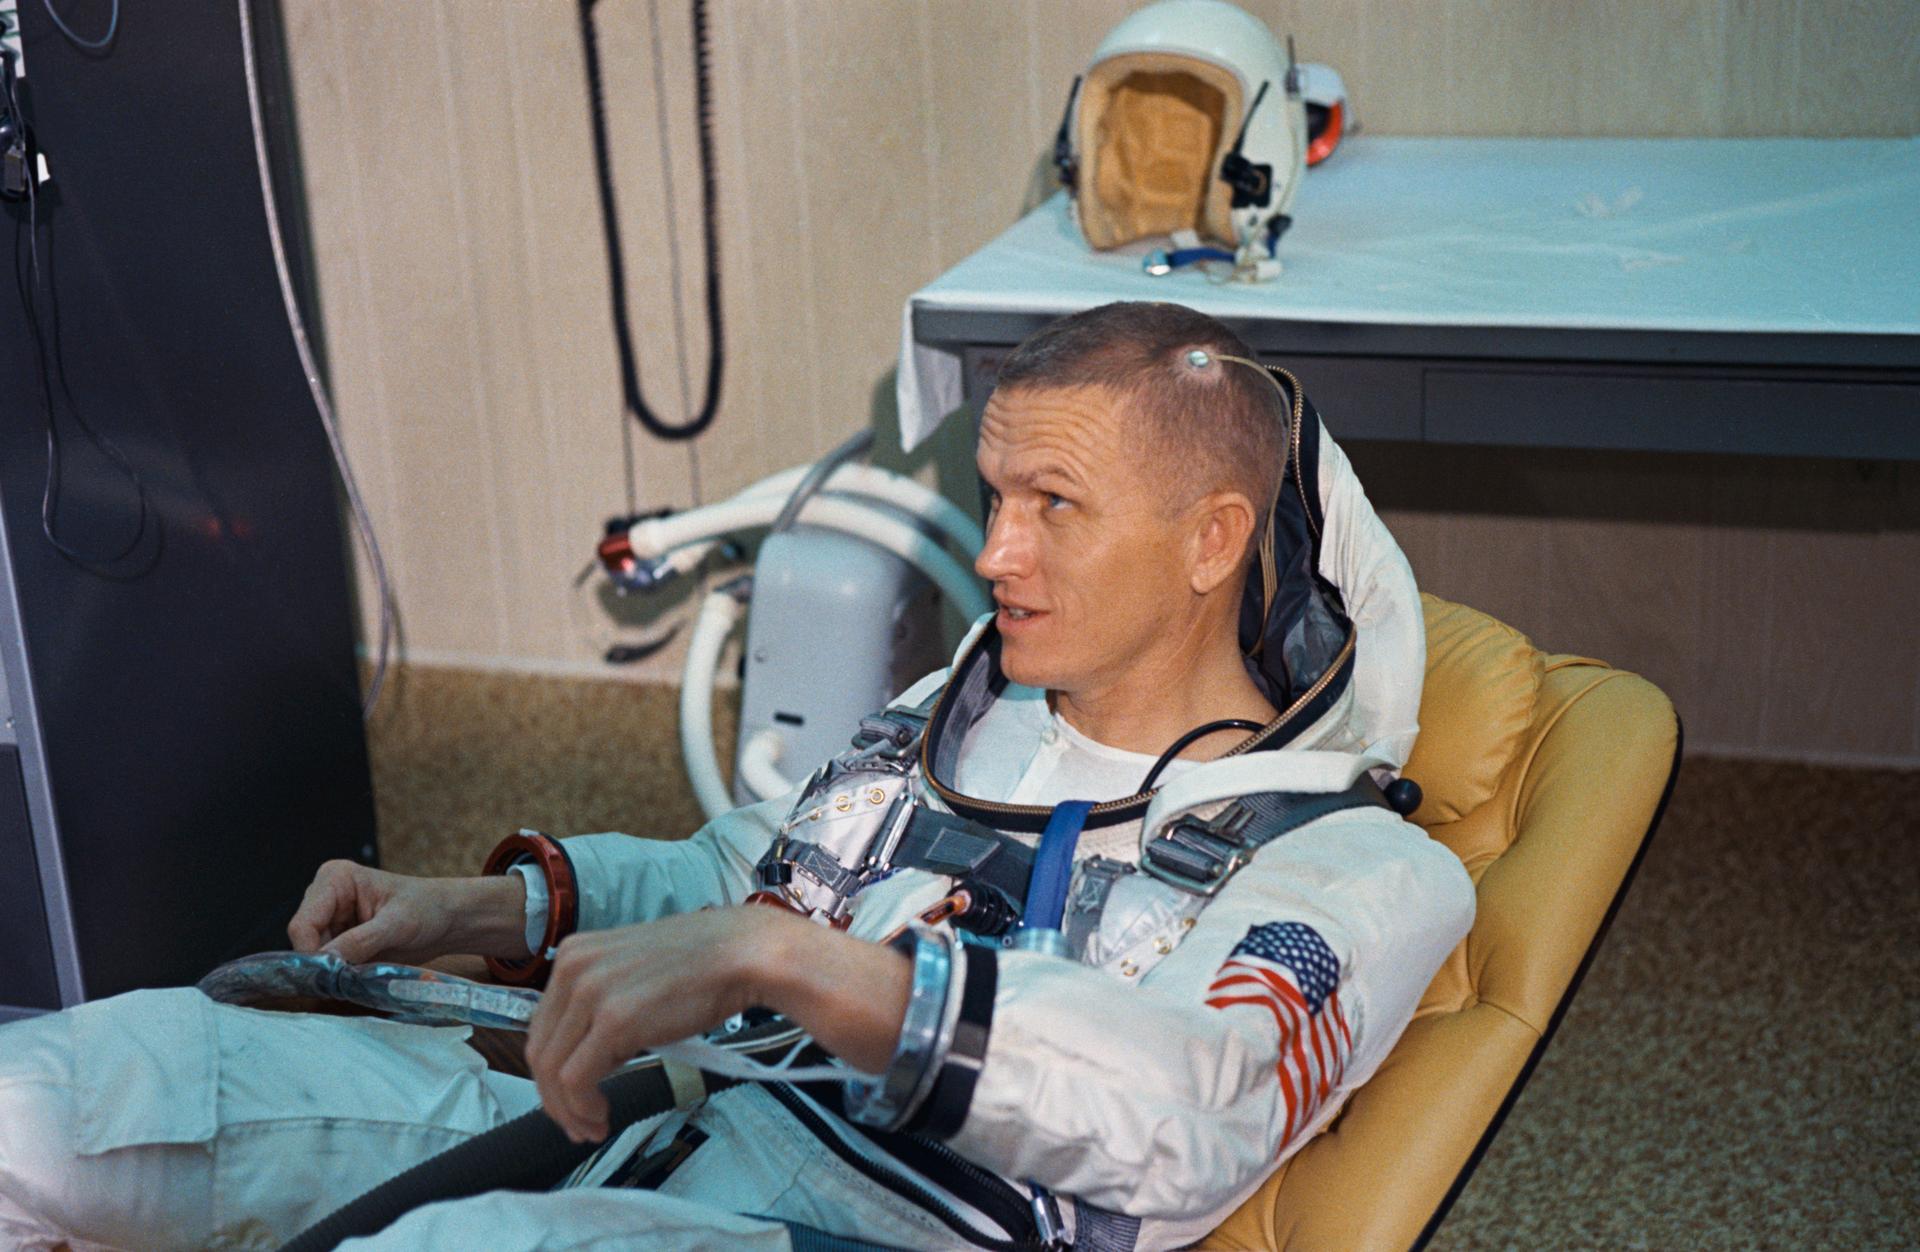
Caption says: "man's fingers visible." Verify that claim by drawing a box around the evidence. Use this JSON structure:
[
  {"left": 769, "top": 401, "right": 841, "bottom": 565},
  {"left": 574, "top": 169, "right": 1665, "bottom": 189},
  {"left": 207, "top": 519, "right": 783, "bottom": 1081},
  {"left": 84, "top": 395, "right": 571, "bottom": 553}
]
[
  {"left": 554, "top": 1018, "right": 626, "bottom": 1142},
  {"left": 288, "top": 878, "right": 337, "bottom": 951},
  {"left": 528, "top": 951, "right": 632, "bottom": 1142},
  {"left": 287, "top": 913, "right": 320, "bottom": 953},
  {"left": 322, "top": 912, "right": 399, "bottom": 965},
  {"left": 526, "top": 937, "right": 589, "bottom": 1061},
  {"left": 289, "top": 864, "right": 364, "bottom": 952},
  {"left": 531, "top": 996, "right": 597, "bottom": 1133},
  {"left": 535, "top": 1047, "right": 598, "bottom": 1143}
]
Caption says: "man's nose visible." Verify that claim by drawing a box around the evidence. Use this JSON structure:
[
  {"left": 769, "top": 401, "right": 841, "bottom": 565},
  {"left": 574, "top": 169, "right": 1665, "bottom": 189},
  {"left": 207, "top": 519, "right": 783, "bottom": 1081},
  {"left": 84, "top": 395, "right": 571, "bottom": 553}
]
[{"left": 974, "top": 505, "right": 1031, "bottom": 585}]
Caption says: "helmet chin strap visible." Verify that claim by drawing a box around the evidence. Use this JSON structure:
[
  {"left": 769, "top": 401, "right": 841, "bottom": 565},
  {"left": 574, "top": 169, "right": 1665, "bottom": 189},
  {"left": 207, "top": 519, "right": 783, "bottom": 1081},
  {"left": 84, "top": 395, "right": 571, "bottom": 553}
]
[{"left": 1186, "top": 350, "right": 1294, "bottom": 644}]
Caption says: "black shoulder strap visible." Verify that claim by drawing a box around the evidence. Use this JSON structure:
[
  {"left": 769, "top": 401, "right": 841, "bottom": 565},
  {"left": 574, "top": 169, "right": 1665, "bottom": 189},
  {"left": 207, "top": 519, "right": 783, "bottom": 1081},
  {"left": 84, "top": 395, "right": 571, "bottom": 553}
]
[
  {"left": 847, "top": 686, "right": 941, "bottom": 759},
  {"left": 890, "top": 776, "right": 1392, "bottom": 918},
  {"left": 1141, "top": 776, "right": 1390, "bottom": 896},
  {"left": 888, "top": 807, "right": 1034, "bottom": 929}
]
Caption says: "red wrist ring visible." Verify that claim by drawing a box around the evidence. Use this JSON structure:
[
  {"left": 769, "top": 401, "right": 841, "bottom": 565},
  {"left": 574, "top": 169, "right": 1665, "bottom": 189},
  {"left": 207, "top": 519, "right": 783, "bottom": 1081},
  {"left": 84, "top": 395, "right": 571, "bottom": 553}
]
[{"left": 482, "top": 829, "right": 579, "bottom": 988}]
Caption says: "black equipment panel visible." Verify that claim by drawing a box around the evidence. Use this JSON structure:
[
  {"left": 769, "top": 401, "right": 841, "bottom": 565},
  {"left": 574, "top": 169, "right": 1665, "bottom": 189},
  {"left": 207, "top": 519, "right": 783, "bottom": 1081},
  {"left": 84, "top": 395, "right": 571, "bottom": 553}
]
[
  {"left": 0, "top": 746, "right": 60, "bottom": 1011},
  {"left": 0, "top": 0, "right": 375, "bottom": 1006}
]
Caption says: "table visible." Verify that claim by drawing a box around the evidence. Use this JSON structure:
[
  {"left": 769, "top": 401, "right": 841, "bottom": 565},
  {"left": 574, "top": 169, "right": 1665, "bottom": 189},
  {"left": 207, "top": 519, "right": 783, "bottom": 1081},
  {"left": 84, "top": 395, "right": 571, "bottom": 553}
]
[{"left": 898, "top": 137, "right": 1920, "bottom": 460}]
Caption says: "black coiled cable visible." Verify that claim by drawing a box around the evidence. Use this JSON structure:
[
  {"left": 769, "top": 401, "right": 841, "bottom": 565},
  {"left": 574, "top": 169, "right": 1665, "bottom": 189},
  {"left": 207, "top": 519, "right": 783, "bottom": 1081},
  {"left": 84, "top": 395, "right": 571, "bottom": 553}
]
[{"left": 578, "top": 0, "right": 725, "bottom": 443}]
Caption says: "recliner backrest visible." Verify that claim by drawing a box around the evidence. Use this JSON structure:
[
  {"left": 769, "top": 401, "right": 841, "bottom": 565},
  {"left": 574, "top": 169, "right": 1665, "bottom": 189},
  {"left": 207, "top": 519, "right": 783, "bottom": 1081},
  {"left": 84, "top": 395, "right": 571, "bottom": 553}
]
[{"left": 1206, "top": 594, "right": 1680, "bottom": 1250}]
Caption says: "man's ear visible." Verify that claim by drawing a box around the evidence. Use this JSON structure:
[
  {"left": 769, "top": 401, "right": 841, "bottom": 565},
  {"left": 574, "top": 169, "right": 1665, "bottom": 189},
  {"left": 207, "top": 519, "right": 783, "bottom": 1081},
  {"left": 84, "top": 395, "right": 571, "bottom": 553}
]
[{"left": 1188, "top": 490, "right": 1258, "bottom": 595}]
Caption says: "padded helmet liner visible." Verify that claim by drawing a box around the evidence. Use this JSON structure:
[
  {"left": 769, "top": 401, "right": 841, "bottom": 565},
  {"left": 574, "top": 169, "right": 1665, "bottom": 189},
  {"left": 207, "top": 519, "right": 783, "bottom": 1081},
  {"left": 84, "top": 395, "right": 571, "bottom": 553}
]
[{"left": 1078, "top": 51, "right": 1243, "bottom": 249}]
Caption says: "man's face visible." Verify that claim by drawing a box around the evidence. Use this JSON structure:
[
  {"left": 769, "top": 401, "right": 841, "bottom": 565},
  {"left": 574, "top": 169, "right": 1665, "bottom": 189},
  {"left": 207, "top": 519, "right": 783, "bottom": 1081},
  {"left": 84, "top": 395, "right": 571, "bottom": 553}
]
[{"left": 974, "top": 384, "right": 1196, "bottom": 695}]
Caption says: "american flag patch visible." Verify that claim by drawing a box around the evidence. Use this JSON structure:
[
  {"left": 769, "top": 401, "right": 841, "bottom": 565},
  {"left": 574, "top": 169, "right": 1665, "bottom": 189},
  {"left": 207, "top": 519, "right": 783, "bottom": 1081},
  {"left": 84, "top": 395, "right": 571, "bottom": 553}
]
[{"left": 1205, "top": 921, "right": 1352, "bottom": 1145}]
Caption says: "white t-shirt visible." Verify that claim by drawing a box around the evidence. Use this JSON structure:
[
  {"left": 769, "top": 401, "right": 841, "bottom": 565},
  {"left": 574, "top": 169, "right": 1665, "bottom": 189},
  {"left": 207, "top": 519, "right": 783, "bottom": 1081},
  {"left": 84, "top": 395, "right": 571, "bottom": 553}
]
[{"left": 1003, "top": 708, "right": 1194, "bottom": 805}]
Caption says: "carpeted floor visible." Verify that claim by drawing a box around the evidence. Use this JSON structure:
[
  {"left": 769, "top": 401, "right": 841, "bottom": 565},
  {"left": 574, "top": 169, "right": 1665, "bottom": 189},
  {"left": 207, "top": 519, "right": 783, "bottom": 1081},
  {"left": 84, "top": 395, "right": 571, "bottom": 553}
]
[
  {"left": 1427, "top": 757, "right": 1918, "bottom": 1251},
  {"left": 369, "top": 667, "right": 1918, "bottom": 1250}
]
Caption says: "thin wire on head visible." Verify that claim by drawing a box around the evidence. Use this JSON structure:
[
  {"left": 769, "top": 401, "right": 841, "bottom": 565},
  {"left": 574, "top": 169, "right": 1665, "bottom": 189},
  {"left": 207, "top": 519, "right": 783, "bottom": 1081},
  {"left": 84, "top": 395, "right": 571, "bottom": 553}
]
[{"left": 1188, "top": 350, "right": 1291, "bottom": 639}]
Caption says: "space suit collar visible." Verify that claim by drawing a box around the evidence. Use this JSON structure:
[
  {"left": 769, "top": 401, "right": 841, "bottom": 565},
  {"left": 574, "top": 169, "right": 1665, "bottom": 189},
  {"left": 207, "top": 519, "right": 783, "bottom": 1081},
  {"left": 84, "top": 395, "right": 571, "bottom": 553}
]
[{"left": 917, "top": 620, "right": 1353, "bottom": 834}]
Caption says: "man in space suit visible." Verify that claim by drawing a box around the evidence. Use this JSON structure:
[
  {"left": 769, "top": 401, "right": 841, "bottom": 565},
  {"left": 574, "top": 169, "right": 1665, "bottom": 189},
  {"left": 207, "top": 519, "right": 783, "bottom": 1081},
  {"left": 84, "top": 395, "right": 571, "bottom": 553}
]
[{"left": 0, "top": 300, "right": 1473, "bottom": 1251}]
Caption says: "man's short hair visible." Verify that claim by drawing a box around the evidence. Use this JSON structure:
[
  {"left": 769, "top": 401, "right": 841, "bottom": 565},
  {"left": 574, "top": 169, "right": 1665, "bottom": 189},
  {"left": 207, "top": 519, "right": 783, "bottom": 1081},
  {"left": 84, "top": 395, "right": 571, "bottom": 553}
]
[{"left": 990, "top": 302, "right": 1287, "bottom": 534}]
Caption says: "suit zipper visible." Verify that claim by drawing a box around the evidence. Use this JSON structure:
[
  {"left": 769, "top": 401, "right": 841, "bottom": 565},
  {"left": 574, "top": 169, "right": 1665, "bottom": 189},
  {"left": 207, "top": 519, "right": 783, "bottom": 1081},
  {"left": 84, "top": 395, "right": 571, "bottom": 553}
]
[{"left": 1271, "top": 364, "right": 1318, "bottom": 548}]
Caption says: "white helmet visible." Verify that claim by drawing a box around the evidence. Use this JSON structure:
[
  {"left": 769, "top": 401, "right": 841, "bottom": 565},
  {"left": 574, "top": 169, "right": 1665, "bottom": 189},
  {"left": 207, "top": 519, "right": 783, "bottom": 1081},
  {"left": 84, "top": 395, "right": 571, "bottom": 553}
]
[{"left": 1052, "top": 0, "right": 1308, "bottom": 279}]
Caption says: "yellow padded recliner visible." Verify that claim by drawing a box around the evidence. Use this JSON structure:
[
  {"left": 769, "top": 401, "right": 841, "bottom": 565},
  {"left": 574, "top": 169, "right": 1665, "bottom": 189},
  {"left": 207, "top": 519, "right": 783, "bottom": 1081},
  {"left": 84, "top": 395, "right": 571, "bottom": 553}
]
[{"left": 1206, "top": 593, "right": 1682, "bottom": 1251}]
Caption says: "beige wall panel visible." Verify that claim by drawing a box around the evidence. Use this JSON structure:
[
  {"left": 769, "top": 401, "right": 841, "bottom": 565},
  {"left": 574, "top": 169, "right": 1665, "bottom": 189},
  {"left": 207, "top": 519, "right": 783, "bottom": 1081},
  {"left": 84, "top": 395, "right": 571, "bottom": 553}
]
[
  {"left": 1545, "top": 517, "right": 1708, "bottom": 737},
  {"left": 428, "top": 1, "right": 557, "bottom": 661},
  {"left": 1898, "top": 467, "right": 1920, "bottom": 760},
  {"left": 1376, "top": 449, "right": 1920, "bottom": 762},
  {"left": 692, "top": 0, "right": 783, "bottom": 501},
  {"left": 1294, "top": 0, "right": 1920, "bottom": 139},
  {"left": 1792, "top": 0, "right": 1920, "bottom": 137},
  {"left": 694, "top": 0, "right": 832, "bottom": 499},
  {"left": 289, "top": 0, "right": 507, "bottom": 658},
  {"left": 1372, "top": 508, "right": 1445, "bottom": 600},
  {"left": 1756, "top": 462, "right": 1918, "bottom": 760},
  {"left": 925, "top": 2, "right": 1039, "bottom": 265},
  {"left": 1720, "top": 0, "right": 1805, "bottom": 136},
  {"left": 1689, "top": 461, "right": 1779, "bottom": 750},
  {"left": 1534, "top": 453, "right": 1711, "bottom": 735},
  {"left": 357, "top": 5, "right": 517, "bottom": 658},
  {"left": 1762, "top": 526, "right": 1918, "bottom": 759},
  {"left": 281, "top": 2, "right": 408, "bottom": 648},
  {"left": 1569, "top": 0, "right": 1727, "bottom": 136},
  {"left": 502, "top": 4, "right": 671, "bottom": 671},
  {"left": 496, "top": 2, "right": 603, "bottom": 666},
  {"left": 1358, "top": 445, "right": 1557, "bottom": 647},
  {"left": 786, "top": 1, "right": 943, "bottom": 444},
  {"left": 1342, "top": 0, "right": 1454, "bottom": 138},
  {"left": 1439, "top": 0, "right": 1590, "bottom": 137},
  {"left": 1240, "top": 0, "right": 1371, "bottom": 118},
  {"left": 1403, "top": 512, "right": 1556, "bottom": 647}
]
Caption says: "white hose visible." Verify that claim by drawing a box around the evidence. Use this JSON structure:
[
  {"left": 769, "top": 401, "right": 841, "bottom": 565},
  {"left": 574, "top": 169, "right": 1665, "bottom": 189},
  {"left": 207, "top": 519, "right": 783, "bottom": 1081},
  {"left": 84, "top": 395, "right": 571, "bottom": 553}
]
[
  {"left": 734, "top": 464, "right": 984, "bottom": 554},
  {"left": 736, "top": 728, "right": 792, "bottom": 806},
  {"left": 635, "top": 495, "right": 990, "bottom": 624},
  {"left": 681, "top": 588, "right": 747, "bottom": 822},
  {"left": 638, "top": 464, "right": 983, "bottom": 561}
]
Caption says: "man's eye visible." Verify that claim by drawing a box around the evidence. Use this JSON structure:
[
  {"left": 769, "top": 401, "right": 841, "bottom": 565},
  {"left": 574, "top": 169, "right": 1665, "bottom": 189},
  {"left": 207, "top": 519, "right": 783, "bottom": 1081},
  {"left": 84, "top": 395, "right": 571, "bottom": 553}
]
[{"left": 1045, "top": 492, "right": 1070, "bottom": 510}]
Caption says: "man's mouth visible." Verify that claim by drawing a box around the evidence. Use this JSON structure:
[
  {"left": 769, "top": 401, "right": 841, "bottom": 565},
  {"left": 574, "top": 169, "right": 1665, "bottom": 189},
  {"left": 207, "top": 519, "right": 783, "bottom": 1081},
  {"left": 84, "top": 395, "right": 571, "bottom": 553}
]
[{"left": 997, "top": 601, "right": 1044, "bottom": 623}]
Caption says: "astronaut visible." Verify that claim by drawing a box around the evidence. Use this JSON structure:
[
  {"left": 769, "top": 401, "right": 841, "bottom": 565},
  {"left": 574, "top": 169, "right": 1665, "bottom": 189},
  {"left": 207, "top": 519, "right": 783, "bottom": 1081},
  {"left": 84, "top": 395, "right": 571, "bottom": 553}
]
[{"left": 0, "top": 300, "right": 1472, "bottom": 1252}]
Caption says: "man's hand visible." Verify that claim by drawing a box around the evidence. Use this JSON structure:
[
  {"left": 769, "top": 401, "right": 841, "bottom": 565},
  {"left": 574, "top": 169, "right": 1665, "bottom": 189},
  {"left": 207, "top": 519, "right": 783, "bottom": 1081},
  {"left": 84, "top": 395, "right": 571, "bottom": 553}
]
[
  {"left": 525, "top": 909, "right": 767, "bottom": 1144},
  {"left": 525, "top": 907, "right": 912, "bottom": 1144},
  {"left": 287, "top": 860, "right": 528, "bottom": 966}
]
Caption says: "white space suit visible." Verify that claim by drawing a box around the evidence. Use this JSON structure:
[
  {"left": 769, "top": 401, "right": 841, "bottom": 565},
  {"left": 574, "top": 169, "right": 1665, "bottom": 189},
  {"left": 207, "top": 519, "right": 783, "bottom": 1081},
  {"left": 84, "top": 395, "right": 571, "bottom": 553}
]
[{"left": 0, "top": 422, "right": 1472, "bottom": 1252}]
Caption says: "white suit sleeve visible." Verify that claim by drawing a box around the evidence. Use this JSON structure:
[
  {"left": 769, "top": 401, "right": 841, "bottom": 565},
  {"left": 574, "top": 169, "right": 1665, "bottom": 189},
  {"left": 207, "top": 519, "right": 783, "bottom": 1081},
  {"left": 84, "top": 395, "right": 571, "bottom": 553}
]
[
  {"left": 558, "top": 791, "right": 796, "bottom": 932},
  {"left": 945, "top": 810, "right": 1474, "bottom": 1219}
]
